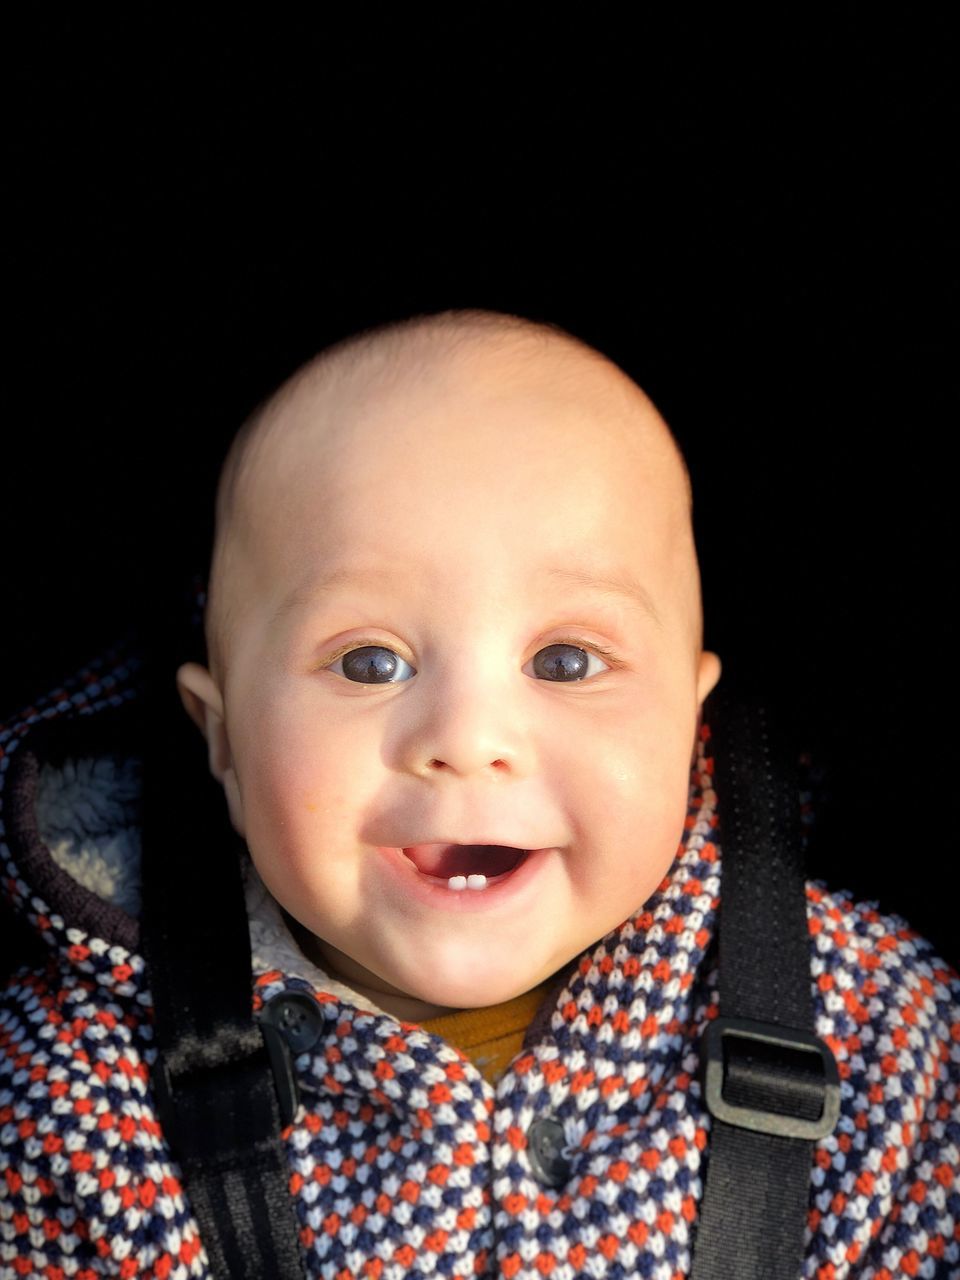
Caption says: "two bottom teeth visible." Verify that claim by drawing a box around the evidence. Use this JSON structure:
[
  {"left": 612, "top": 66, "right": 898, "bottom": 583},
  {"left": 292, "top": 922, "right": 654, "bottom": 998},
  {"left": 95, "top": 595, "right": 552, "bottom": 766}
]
[{"left": 447, "top": 874, "right": 488, "bottom": 891}]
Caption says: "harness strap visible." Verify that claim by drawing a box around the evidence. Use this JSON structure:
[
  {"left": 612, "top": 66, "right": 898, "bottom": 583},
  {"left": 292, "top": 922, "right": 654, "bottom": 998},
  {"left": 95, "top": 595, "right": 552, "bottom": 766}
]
[
  {"left": 141, "top": 655, "right": 306, "bottom": 1280},
  {"left": 690, "top": 694, "right": 840, "bottom": 1280}
]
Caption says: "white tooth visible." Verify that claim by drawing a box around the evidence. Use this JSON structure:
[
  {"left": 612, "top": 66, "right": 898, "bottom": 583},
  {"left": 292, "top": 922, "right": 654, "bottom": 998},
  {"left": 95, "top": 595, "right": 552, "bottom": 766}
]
[
  {"left": 466, "top": 874, "right": 487, "bottom": 891},
  {"left": 447, "top": 875, "right": 467, "bottom": 891}
]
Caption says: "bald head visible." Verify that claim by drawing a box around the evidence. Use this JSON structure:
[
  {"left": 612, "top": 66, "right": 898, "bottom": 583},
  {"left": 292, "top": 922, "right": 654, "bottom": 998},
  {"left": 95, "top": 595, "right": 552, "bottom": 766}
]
[{"left": 204, "top": 308, "right": 695, "bottom": 682}]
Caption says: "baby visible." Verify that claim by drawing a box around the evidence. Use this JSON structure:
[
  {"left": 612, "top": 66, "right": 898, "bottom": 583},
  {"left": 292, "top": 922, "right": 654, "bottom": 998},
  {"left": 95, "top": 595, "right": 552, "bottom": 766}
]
[
  {"left": 1, "top": 308, "right": 957, "bottom": 1280},
  {"left": 176, "top": 307, "right": 721, "bottom": 1022}
]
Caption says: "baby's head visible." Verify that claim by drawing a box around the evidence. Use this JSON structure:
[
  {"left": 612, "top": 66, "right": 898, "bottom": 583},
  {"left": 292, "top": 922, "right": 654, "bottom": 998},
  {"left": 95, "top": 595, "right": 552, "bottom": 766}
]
[{"left": 178, "top": 310, "right": 720, "bottom": 1019}]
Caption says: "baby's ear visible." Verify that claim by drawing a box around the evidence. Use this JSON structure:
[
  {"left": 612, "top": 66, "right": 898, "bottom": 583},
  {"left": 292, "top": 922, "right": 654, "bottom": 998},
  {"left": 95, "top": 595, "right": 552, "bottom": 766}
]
[
  {"left": 176, "top": 663, "right": 246, "bottom": 838},
  {"left": 697, "top": 650, "right": 722, "bottom": 706},
  {"left": 175, "top": 662, "right": 231, "bottom": 782}
]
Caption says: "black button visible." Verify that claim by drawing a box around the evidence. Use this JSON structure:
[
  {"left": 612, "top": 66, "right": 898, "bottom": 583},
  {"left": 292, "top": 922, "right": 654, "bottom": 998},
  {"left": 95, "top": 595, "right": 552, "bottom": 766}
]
[
  {"left": 527, "top": 1117, "right": 571, "bottom": 1187},
  {"left": 260, "top": 992, "right": 324, "bottom": 1053}
]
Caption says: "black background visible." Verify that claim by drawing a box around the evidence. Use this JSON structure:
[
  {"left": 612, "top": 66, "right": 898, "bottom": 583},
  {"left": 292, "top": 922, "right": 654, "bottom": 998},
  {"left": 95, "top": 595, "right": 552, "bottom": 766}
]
[{"left": 4, "top": 15, "right": 956, "bottom": 964}]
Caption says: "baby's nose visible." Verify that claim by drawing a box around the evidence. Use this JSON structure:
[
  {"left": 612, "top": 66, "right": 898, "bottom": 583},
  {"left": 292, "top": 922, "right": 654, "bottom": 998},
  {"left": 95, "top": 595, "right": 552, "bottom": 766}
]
[{"left": 390, "top": 671, "right": 535, "bottom": 780}]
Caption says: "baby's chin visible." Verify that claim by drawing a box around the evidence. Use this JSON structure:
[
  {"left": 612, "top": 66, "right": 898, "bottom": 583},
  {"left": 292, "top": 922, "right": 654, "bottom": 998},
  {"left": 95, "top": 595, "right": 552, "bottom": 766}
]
[{"left": 318, "top": 932, "right": 565, "bottom": 1022}]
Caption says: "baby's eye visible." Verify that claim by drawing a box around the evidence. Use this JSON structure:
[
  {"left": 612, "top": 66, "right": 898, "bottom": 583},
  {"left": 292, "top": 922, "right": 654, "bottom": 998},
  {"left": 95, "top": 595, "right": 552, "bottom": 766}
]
[
  {"left": 327, "top": 646, "right": 417, "bottom": 684},
  {"left": 524, "top": 643, "right": 609, "bottom": 682}
]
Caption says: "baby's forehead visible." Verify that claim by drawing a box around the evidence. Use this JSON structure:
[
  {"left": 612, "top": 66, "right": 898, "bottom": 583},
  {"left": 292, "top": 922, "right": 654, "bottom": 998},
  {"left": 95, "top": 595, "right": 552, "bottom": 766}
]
[{"left": 234, "top": 331, "right": 686, "bottom": 520}]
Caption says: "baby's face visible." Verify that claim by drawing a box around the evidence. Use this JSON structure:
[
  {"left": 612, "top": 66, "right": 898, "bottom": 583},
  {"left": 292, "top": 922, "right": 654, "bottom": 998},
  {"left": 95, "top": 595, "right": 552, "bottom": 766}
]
[{"left": 180, "top": 337, "right": 719, "bottom": 1018}]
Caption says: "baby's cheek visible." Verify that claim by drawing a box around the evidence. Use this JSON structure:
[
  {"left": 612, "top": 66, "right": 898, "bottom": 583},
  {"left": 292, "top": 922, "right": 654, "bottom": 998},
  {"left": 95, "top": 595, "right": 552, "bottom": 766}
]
[
  {"left": 240, "top": 716, "right": 372, "bottom": 872},
  {"left": 234, "top": 721, "right": 317, "bottom": 852},
  {"left": 242, "top": 777, "right": 313, "bottom": 890},
  {"left": 579, "top": 736, "right": 690, "bottom": 887}
]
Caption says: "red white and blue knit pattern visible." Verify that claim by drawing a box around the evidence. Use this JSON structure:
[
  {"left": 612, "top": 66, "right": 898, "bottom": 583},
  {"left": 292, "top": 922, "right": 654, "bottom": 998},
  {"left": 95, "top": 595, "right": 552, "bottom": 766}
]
[{"left": 1, "top": 644, "right": 959, "bottom": 1279}]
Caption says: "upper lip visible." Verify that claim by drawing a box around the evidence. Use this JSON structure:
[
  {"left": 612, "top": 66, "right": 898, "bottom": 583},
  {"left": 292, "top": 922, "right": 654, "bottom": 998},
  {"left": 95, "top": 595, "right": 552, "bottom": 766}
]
[{"left": 391, "top": 838, "right": 548, "bottom": 851}]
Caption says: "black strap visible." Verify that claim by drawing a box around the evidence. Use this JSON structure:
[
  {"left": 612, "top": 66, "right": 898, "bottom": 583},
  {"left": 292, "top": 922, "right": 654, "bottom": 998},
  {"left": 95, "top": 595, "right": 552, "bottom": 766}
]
[
  {"left": 690, "top": 694, "right": 840, "bottom": 1280},
  {"left": 140, "top": 634, "right": 306, "bottom": 1279}
]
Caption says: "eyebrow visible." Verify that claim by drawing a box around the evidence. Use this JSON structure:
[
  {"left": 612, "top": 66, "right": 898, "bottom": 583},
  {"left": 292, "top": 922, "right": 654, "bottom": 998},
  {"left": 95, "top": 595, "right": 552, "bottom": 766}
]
[
  {"left": 269, "top": 563, "right": 662, "bottom": 628},
  {"left": 545, "top": 567, "right": 662, "bottom": 627}
]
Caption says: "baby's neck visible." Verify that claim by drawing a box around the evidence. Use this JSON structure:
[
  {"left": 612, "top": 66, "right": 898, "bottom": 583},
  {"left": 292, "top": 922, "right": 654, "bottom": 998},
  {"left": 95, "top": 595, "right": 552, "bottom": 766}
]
[{"left": 282, "top": 910, "right": 460, "bottom": 1022}]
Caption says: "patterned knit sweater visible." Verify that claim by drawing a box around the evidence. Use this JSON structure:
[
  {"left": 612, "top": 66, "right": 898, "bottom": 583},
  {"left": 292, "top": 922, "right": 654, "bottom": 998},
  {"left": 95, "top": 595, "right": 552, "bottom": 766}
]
[{"left": 1, "top": 641, "right": 958, "bottom": 1280}]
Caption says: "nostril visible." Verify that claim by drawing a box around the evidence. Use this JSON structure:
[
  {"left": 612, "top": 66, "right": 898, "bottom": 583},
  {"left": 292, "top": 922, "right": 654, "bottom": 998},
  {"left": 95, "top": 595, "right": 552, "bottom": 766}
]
[{"left": 424, "top": 756, "right": 510, "bottom": 773}]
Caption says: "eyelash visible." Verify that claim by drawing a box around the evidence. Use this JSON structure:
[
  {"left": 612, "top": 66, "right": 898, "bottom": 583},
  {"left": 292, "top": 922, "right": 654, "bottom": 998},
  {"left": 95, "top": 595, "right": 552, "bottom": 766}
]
[
  {"left": 320, "top": 637, "right": 622, "bottom": 674},
  {"left": 550, "top": 637, "right": 620, "bottom": 667}
]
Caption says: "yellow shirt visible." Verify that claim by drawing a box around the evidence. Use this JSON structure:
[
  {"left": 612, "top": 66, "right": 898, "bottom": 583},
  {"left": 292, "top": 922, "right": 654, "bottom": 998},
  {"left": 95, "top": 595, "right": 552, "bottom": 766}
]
[{"left": 421, "top": 980, "right": 553, "bottom": 1083}]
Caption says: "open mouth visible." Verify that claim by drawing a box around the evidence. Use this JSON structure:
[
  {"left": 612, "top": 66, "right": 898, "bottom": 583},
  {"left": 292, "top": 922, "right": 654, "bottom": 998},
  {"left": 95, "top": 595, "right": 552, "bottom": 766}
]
[{"left": 400, "top": 843, "right": 529, "bottom": 890}]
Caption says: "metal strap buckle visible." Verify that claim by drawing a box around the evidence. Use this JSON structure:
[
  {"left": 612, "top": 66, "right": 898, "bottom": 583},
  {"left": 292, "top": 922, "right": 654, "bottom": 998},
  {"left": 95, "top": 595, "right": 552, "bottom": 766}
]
[{"left": 699, "top": 1016, "right": 841, "bottom": 1140}]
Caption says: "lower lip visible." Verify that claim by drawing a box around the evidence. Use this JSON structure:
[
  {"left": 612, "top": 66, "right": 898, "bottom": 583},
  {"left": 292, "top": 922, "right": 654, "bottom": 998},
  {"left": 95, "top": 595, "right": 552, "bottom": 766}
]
[{"left": 374, "top": 845, "right": 556, "bottom": 912}]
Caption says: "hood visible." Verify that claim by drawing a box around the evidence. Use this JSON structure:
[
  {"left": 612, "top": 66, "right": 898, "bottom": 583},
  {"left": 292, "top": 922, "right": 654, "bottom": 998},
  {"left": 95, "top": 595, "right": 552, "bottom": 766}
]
[{"left": 1, "top": 641, "right": 145, "bottom": 967}]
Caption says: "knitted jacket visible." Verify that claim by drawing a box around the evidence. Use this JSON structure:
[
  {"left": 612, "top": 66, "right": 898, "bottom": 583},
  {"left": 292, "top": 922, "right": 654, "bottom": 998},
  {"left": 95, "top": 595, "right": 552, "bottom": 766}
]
[{"left": 1, "top": 641, "right": 958, "bottom": 1280}]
